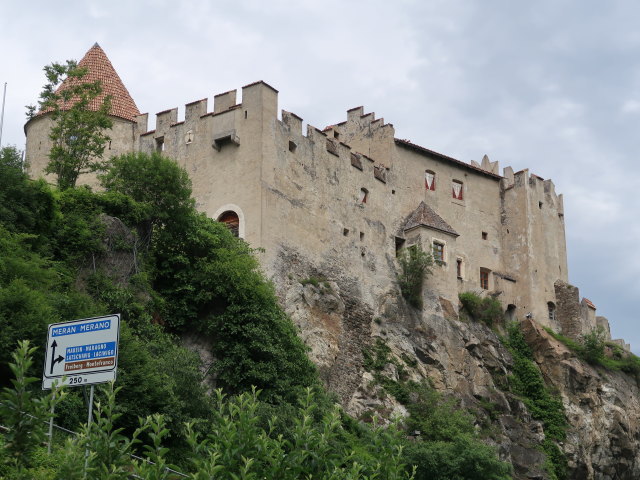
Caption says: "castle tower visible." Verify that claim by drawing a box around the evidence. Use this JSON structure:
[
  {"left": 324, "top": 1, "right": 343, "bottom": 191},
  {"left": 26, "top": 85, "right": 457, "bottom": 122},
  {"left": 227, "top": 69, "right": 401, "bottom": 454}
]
[{"left": 24, "top": 43, "right": 141, "bottom": 183}]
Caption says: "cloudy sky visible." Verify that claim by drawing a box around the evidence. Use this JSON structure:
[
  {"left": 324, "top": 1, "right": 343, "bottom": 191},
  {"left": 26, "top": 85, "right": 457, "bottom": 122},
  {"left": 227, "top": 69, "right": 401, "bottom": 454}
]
[{"left": 1, "top": 0, "right": 638, "bottom": 352}]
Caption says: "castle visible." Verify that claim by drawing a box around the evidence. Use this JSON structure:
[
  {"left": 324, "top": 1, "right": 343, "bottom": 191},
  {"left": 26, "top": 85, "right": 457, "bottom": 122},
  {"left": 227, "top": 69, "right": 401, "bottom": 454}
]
[{"left": 25, "top": 44, "right": 627, "bottom": 350}]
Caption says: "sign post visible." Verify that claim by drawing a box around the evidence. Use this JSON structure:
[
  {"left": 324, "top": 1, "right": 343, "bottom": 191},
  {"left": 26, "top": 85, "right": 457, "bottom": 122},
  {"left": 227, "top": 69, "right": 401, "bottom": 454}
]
[{"left": 42, "top": 314, "right": 121, "bottom": 455}]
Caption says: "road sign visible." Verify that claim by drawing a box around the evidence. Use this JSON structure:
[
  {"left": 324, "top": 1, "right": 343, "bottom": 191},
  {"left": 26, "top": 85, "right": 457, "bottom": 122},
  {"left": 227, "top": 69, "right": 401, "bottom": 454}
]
[{"left": 42, "top": 314, "right": 121, "bottom": 389}]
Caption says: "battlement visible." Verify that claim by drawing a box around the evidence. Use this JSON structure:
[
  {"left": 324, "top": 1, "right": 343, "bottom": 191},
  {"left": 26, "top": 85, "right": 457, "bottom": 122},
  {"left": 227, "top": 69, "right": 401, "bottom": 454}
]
[{"left": 136, "top": 81, "right": 278, "bottom": 136}]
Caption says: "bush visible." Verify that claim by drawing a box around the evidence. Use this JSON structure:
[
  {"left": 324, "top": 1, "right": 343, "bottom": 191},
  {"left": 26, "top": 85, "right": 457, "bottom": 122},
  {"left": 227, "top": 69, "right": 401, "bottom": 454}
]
[
  {"left": 1, "top": 345, "right": 414, "bottom": 479},
  {"left": 459, "top": 292, "right": 503, "bottom": 326},
  {"left": 397, "top": 245, "right": 433, "bottom": 309},
  {"left": 0, "top": 341, "right": 65, "bottom": 471},
  {"left": 581, "top": 326, "right": 606, "bottom": 364},
  {"left": 404, "top": 383, "right": 511, "bottom": 480}
]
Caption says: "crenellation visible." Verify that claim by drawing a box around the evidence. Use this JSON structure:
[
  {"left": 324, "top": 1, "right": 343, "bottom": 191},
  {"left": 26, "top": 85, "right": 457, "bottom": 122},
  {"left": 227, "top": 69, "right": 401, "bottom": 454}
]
[
  {"left": 307, "top": 125, "right": 328, "bottom": 142},
  {"left": 136, "top": 113, "right": 149, "bottom": 134},
  {"left": 282, "top": 110, "right": 303, "bottom": 135},
  {"left": 185, "top": 98, "right": 208, "bottom": 121},
  {"left": 156, "top": 107, "right": 178, "bottom": 134},
  {"left": 501, "top": 166, "right": 515, "bottom": 189},
  {"left": 214, "top": 89, "right": 237, "bottom": 113}
]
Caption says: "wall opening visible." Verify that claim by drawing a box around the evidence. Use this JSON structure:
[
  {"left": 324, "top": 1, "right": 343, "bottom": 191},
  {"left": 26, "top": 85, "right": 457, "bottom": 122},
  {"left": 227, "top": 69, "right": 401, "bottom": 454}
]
[
  {"left": 155, "top": 137, "right": 165, "bottom": 152},
  {"left": 452, "top": 180, "right": 464, "bottom": 200},
  {"left": 432, "top": 241, "right": 445, "bottom": 264},
  {"left": 480, "top": 268, "right": 490, "bottom": 290},
  {"left": 505, "top": 304, "right": 517, "bottom": 322},
  {"left": 217, "top": 210, "right": 240, "bottom": 237},
  {"left": 482, "top": 231, "right": 488, "bottom": 240},
  {"left": 343, "top": 228, "right": 349, "bottom": 236},
  {"left": 395, "top": 237, "right": 406, "bottom": 257},
  {"left": 360, "top": 232, "right": 365, "bottom": 241},
  {"left": 359, "top": 188, "right": 368, "bottom": 204},
  {"left": 548, "top": 301, "right": 556, "bottom": 322},
  {"left": 425, "top": 170, "right": 436, "bottom": 191},
  {"left": 456, "top": 258, "right": 463, "bottom": 279}
]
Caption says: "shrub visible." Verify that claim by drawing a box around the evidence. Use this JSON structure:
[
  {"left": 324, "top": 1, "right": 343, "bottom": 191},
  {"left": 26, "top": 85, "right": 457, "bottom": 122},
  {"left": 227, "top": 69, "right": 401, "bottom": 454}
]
[
  {"left": 581, "top": 326, "right": 606, "bottom": 364},
  {"left": 0, "top": 341, "right": 65, "bottom": 470},
  {"left": 397, "top": 245, "right": 433, "bottom": 309},
  {"left": 459, "top": 292, "right": 503, "bottom": 326}
]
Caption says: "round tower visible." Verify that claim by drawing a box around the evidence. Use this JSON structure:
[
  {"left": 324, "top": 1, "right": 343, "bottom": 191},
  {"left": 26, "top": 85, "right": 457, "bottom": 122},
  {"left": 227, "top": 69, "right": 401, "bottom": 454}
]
[{"left": 24, "top": 43, "right": 141, "bottom": 185}]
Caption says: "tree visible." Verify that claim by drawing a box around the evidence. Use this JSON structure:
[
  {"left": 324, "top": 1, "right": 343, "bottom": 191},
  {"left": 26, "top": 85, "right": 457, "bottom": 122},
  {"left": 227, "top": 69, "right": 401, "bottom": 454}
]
[
  {"left": 99, "top": 152, "right": 195, "bottom": 240},
  {"left": 30, "top": 60, "right": 113, "bottom": 189}
]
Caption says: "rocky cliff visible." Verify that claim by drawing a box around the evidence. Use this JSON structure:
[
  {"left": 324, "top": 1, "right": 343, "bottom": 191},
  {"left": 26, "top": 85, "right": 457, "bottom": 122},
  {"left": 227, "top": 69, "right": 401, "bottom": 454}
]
[{"left": 272, "top": 249, "right": 640, "bottom": 480}]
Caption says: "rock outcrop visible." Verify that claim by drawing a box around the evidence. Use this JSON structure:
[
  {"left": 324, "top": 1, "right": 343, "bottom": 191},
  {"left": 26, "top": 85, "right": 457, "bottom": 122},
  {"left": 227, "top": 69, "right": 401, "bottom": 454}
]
[{"left": 273, "top": 248, "right": 640, "bottom": 480}]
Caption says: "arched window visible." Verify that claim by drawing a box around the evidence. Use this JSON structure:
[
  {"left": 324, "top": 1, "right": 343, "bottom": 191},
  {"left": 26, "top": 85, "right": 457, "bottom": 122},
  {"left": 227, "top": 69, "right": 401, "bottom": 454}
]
[
  {"left": 548, "top": 302, "right": 556, "bottom": 322},
  {"left": 452, "top": 180, "right": 464, "bottom": 200},
  {"left": 218, "top": 210, "right": 240, "bottom": 237},
  {"left": 425, "top": 170, "right": 436, "bottom": 191}
]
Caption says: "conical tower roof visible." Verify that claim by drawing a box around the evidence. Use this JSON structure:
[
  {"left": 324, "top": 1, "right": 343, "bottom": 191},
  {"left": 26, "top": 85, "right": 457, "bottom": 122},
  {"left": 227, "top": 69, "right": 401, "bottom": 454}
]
[{"left": 43, "top": 43, "right": 141, "bottom": 122}]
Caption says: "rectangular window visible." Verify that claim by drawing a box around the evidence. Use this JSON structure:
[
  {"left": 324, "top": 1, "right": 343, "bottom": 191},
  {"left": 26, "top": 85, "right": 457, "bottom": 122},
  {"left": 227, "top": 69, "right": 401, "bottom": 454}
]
[
  {"left": 452, "top": 180, "right": 463, "bottom": 200},
  {"left": 425, "top": 170, "right": 436, "bottom": 191},
  {"left": 433, "top": 242, "right": 445, "bottom": 264},
  {"left": 456, "top": 258, "right": 463, "bottom": 278},
  {"left": 480, "top": 268, "right": 490, "bottom": 290}
]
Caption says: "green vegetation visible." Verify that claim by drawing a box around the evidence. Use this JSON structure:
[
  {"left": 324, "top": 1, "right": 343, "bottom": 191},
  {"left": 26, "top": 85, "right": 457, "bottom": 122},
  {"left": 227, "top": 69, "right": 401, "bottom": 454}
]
[
  {"left": 362, "top": 338, "right": 512, "bottom": 480},
  {"left": 503, "top": 323, "right": 567, "bottom": 480},
  {"left": 0, "top": 146, "right": 515, "bottom": 478},
  {"left": 458, "top": 291, "right": 503, "bottom": 326},
  {"left": 543, "top": 326, "right": 640, "bottom": 379},
  {"left": 28, "top": 60, "right": 113, "bottom": 189},
  {"left": 397, "top": 245, "right": 433, "bottom": 309},
  {"left": 1, "top": 345, "right": 414, "bottom": 479},
  {"left": 299, "top": 276, "right": 333, "bottom": 293}
]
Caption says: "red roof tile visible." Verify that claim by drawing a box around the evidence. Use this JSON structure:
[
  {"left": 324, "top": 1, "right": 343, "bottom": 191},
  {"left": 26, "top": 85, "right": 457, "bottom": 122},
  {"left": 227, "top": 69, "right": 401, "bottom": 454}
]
[{"left": 40, "top": 43, "right": 140, "bottom": 122}]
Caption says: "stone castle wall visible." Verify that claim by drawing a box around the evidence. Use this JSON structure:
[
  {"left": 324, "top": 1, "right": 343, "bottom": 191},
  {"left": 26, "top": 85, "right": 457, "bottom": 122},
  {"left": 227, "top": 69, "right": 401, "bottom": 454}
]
[{"left": 24, "top": 79, "right": 610, "bottom": 341}]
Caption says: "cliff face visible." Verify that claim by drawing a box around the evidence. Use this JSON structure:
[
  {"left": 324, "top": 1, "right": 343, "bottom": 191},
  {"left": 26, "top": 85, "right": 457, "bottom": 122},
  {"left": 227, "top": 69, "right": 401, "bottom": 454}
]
[
  {"left": 523, "top": 320, "right": 640, "bottom": 479},
  {"left": 272, "top": 249, "right": 640, "bottom": 480}
]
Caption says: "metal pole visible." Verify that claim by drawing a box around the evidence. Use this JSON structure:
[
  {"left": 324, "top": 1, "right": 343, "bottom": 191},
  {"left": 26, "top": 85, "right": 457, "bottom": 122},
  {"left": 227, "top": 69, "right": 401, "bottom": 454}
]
[
  {"left": 87, "top": 385, "right": 94, "bottom": 427},
  {"left": 47, "top": 393, "right": 55, "bottom": 454},
  {"left": 84, "top": 384, "right": 94, "bottom": 477},
  {"left": 0, "top": 82, "right": 6, "bottom": 148}
]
